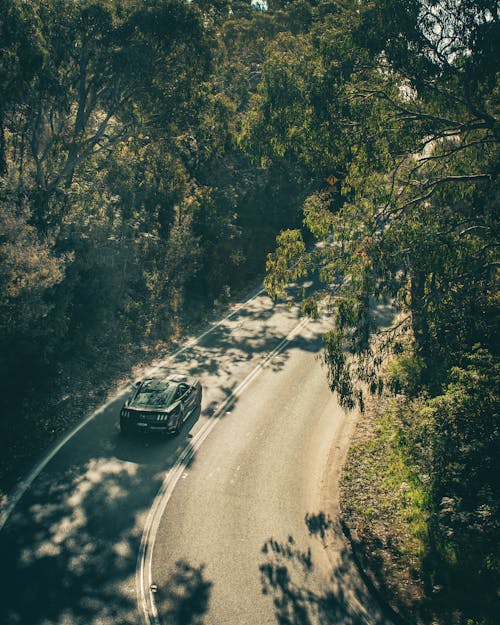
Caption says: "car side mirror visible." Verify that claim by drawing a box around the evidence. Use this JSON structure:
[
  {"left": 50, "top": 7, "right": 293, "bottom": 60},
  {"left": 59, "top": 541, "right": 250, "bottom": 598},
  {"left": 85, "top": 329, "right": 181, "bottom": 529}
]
[{"left": 134, "top": 380, "right": 141, "bottom": 388}]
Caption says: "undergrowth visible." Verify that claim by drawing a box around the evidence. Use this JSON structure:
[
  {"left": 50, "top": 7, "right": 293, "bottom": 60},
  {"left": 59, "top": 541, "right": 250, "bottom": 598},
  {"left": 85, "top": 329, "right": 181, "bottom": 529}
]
[{"left": 341, "top": 373, "right": 499, "bottom": 625}]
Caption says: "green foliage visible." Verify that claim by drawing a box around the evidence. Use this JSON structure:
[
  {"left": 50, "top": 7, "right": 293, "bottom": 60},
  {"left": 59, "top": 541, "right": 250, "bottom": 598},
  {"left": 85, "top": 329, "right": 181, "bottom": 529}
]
[
  {"left": 300, "top": 296, "right": 318, "bottom": 319},
  {"left": 323, "top": 329, "right": 354, "bottom": 409},
  {"left": 0, "top": 201, "right": 67, "bottom": 366},
  {"left": 387, "top": 347, "right": 426, "bottom": 396},
  {"left": 416, "top": 348, "right": 499, "bottom": 570},
  {"left": 264, "top": 229, "right": 306, "bottom": 299},
  {"left": 252, "top": 0, "right": 499, "bottom": 405},
  {"left": 344, "top": 349, "right": 499, "bottom": 623},
  {"left": 302, "top": 192, "right": 335, "bottom": 239},
  {"left": 389, "top": 348, "right": 500, "bottom": 621}
]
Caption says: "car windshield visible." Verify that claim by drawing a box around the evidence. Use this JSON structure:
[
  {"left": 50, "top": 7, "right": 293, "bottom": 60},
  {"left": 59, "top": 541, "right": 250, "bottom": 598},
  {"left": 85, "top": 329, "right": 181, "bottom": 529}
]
[{"left": 132, "top": 380, "right": 178, "bottom": 408}]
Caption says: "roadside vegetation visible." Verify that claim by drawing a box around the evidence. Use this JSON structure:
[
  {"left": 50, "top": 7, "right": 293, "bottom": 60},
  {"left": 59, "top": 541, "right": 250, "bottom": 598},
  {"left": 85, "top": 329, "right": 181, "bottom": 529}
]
[
  {"left": 1, "top": 2, "right": 498, "bottom": 622},
  {"left": 341, "top": 350, "right": 499, "bottom": 624}
]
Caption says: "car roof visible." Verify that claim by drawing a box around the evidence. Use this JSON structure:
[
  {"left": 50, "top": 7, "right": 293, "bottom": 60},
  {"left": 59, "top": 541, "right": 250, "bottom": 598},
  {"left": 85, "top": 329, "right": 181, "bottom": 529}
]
[{"left": 141, "top": 374, "right": 197, "bottom": 388}]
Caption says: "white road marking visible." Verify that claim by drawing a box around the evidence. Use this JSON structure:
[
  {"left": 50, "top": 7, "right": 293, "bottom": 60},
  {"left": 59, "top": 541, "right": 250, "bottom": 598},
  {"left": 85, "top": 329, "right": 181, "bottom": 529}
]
[
  {"left": 0, "top": 284, "right": 266, "bottom": 531},
  {"left": 136, "top": 316, "right": 310, "bottom": 625}
]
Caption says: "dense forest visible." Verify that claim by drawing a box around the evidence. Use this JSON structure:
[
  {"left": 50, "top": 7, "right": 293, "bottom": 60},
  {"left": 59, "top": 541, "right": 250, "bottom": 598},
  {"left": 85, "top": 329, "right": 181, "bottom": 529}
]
[
  {"left": 0, "top": 0, "right": 310, "bottom": 469},
  {"left": 1, "top": 1, "right": 498, "bottom": 624}
]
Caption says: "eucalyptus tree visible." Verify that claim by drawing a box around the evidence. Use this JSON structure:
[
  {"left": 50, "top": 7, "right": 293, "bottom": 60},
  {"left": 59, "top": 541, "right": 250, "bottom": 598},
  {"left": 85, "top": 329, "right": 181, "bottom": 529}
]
[
  {"left": 1, "top": 0, "right": 213, "bottom": 225},
  {"left": 0, "top": 0, "right": 216, "bottom": 395},
  {"left": 244, "top": 4, "right": 499, "bottom": 618},
  {"left": 246, "top": 0, "right": 499, "bottom": 404}
]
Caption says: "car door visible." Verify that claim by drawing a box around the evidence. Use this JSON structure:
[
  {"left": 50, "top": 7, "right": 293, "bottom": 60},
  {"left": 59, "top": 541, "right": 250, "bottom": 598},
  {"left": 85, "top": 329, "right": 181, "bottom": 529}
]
[
  {"left": 193, "top": 381, "right": 202, "bottom": 407},
  {"left": 177, "top": 383, "right": 191, "bottom": 420}
]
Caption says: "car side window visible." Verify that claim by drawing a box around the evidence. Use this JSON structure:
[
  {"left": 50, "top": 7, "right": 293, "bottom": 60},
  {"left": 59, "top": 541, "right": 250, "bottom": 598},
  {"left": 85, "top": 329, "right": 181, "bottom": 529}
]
[{"left": 177, "top": 383, "right": 188, "bottom": 398}]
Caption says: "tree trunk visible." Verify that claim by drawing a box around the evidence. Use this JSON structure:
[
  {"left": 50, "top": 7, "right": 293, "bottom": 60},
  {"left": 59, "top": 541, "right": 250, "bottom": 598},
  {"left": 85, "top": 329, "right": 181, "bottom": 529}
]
[
  {"left": 410, "top": 270, "right": 431, "bottom": 362},
  {"left": 0, "top": 111, "right": 7, "bottom": 176}
]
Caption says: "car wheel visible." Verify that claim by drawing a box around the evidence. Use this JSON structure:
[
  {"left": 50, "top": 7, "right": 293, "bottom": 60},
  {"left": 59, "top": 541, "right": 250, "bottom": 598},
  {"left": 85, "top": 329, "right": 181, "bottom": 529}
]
[
  {"left": 173, "top": 413, "right": 183, "bottom": 436},
  {"left": 120, "top": 420, "right": 132, "bottom": 436}
]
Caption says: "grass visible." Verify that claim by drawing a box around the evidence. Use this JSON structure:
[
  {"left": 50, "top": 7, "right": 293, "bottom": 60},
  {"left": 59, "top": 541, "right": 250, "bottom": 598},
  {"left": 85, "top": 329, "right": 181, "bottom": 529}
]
[
  {"left": 340, "top": 397, "right": 435, "bottom": 624},
  {"left": 340, "top": 391, "right": 499, "bottom": 625}
]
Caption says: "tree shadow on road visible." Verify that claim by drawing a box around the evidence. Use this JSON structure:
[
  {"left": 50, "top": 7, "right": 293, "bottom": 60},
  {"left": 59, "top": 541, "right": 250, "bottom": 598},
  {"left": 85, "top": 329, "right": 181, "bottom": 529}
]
[
  {"left": 260, "top": 535, "right": 355, "bottom": 625},
  {"left": 0, "top": 439, "right": 199, "bottom": 625},
  {"left": 151, "top": 287, "right": 324, "bottom": 403},
  {"left": 0, "top": 279, "right": 330, "bottom": 625},
  {"left": 260, "top": 512, "right": 390, "bottom": 625},
  {"left": 154, "top": 560, "right": 212, "bottom": 625}
]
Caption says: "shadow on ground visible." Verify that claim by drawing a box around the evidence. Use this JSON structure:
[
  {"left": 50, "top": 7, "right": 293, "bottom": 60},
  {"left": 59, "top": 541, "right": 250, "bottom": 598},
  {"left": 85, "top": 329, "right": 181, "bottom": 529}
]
[
  {"left": 154, "top": 560, "right": 212, "bottom": 625},
  {"left": 148, "top": 281, "right": 326, "bottom": 422},
  {"left": 0, "top": 428, "right": 199, "bottom": 625},
  {"left": 260, "top": 512, "right": 389, "bottom": 625}
]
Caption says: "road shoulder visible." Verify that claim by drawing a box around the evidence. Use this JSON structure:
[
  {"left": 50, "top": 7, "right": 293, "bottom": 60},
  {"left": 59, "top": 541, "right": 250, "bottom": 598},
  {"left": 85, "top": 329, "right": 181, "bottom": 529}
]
[{"left": 338, "top": 397, "right": 425, "bottom": 625}]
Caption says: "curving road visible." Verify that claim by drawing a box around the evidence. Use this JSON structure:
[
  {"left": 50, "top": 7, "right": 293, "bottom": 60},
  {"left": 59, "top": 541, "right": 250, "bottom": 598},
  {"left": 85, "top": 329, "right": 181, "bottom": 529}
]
[{"left": 0, "top": 284, "right": 390, "bottom": 625}]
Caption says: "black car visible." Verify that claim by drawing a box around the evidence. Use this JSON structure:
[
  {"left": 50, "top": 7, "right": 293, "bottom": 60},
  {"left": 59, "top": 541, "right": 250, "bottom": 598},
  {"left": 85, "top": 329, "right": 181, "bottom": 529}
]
[{"left": 120, "top": 375, "right": 202, "bottom": 435}]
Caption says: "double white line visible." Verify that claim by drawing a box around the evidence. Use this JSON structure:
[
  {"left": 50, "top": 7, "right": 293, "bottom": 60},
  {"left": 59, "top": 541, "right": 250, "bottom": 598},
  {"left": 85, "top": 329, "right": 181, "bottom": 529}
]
[{"left": 136, "top": 315, "right": 310, "bottom": 625}]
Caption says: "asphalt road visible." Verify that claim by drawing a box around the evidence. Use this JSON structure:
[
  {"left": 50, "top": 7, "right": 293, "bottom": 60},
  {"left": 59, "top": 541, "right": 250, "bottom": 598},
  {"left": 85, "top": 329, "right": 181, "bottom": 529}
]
[{"left": 0, "top": 284, "right": 390, "bottom": 625}]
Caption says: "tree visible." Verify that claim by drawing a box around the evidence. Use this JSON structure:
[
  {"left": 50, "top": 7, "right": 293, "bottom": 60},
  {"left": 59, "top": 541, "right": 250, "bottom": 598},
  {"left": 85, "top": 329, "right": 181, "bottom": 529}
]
[
  {"left": 248, "top": 0, "right": 499, "bottom": 405},
  {"left": 0, "top": 199, "right": 66, "bottom": 379},
  {"left": 244, "top": 4, "right": 499, "bottom": 618},
  {"left": 1, "top": 0, "right": 213, "bottom": 226},
  {"left": 403, "top": 348, "right": 499, "bottom": 617},
  {"left": 0, "top": 0, "right": 217, "bottom": 411}
]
